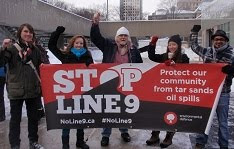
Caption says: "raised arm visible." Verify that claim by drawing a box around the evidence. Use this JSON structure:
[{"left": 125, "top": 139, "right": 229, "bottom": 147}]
[
  {"left": 0, "top": 39, "right": 13, "bottom": 66},
  {"left": 190, "top": 25, "right": 209, "bottom": 60},
  {"left": 90, "top": 13, "right": 112, "bottom": 52},
  {"left": 48, "top": 26, "right": 65, "bottom": 61},
  {"left": 146, "top": 36, "right": 164, "bottom": 62}
]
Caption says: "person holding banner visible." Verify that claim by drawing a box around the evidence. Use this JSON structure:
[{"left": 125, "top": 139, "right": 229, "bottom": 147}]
[
  {"left": 0, "top": 24, "right": 44, "bottom": 149},
  {"left": 91, "top": 12, "right": 144, "bottom": 147},
  {"left": 0, "top": 56, "right": 7, "bottom": 122},
  {"left": 48, "top": 26, "right": 92, "bottom": 149},
  {"left": 190, "top": 25, "right": 234, "bottom": 149},
  {"left": 145, "top": 34, "right": 189, "bottom": 148}
]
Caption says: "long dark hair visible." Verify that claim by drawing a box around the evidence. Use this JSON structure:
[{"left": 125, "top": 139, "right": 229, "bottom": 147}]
[
  {"left": 163, "top": 43, "right": 183, "bottom": 63},
  {"left": 17, "top": 23, "right": 35, "bottom": 44}
]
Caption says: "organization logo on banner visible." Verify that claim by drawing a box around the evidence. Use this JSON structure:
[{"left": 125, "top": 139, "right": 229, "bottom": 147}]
[{"left": 164, "top": 112, "right": 178, "bottom": 125}]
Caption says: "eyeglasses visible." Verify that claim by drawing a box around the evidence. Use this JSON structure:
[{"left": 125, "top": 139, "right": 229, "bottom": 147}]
[{"left": 214, "top": 38, "right": 226, "bottom": 42}]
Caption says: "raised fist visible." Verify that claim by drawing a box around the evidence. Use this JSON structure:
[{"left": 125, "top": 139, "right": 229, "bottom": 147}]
[
  {"left": 93, "top": 12, "right": 100, "bottom": 25},
  {"left": 191, "top": 25, "right": 201, "bottom": 33},
  {"left": 56, "top": 26, "right": 65, "bottom": 33},
  {"left": 150, "top": 36, "right": 159, "bottom": 46},
  {"left": 2, "top": 39, "right": 12, "bottom": 49}
]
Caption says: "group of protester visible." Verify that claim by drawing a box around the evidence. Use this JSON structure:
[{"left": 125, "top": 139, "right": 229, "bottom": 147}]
[{"left": 0, "top": 12, "right": 233, "bottom": 149}]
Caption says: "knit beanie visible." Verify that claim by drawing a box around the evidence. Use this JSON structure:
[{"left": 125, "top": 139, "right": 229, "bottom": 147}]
[
  {"left": 115, "top": 27, "right": 131, "bottom": 42},
  {"left": 116, "top": 27, "right": 130, "bottom": 37},
  {"left": 168, "top": 34, "right": 182, "bottom": 47}
]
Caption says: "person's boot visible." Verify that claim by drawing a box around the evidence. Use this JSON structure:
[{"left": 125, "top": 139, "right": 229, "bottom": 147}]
[
  {"left": 76, "top": 140, "right": 89, "bottom": 149},
  {"left": 101, "top": 136, "right": 109, "bottom": 146},
  {"left": 121, "top": 132, "right": 131, "bottom": 142},
  {"left": 146, "top": 131, "right": 160, "bottom": 145},
  {"left": 159, "top": 132, "right": 175, "bottom": 148},
  {"left": 194, "top": 143, "right": 205, "bottom": 149},
  {"left": 76, "top": 130, "right": 89, "bottom": 149},
  {"left": 62, "top": 136, "right": 69, "bottom": 149}
]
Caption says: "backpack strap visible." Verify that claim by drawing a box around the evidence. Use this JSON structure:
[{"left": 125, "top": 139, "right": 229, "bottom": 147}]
[{"left": 13, "top": 43, "right": 41, "bottom": 82}]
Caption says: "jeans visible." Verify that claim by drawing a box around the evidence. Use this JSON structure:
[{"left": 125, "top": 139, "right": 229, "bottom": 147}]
[
  {"left": 9, "top": 98, "right": 39, "bottom": 147},
  {"left": 102, "top": 128, "right": 128, "bottom": 137},
  {"left": 0, "top": 77, "right": 5, "bottom": 120},
  {"left": 196, "top": 93, "right": 230, "bottom": 147}
]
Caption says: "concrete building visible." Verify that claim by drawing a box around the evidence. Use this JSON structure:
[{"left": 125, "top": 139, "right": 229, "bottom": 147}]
[
  {"left": 199, "top": 0, "right": 234, "bottom": 47},
  {"left": 120, "top": 0, "right": 142, "bottom": 21},
  {"left": 177, "top": 0, "right": 202, "bottom": 11},
  {"left": 148, "top": 9, "right": 197, "bottom": 20},
  {"left": 148, "top": 0, "right": 208, "bottom": 20}
]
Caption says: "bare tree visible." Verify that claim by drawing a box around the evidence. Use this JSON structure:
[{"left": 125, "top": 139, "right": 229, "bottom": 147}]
[
  {"left": 92, "top": 3, "right": 108, "bottom": 21},
  {"left": 157, "top": 0, "right": 179, "bottom": 19},
  {"left": 69, "top": 7, "right": 96, "bottom": 20},
  {"left": 44, "top": 0, "right": 120, "bottom": 21},
  {"left": 142, "top": 12, "right": 150, "bottom": 20},
  {"left": 108, "top": 5, "right": 120, "bottom": 21},
  {"left": 54, "top": 1, "right": 68, "bottom": 10}
]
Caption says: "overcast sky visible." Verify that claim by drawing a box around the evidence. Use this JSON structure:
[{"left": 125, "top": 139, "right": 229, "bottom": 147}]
[{"left": 60, "top": 0, "right": 160, "bottom": 14}]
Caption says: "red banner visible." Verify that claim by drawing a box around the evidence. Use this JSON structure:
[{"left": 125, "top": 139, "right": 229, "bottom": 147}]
[{"left": 40, "top": 63, "right": 225, "bottom": 134}]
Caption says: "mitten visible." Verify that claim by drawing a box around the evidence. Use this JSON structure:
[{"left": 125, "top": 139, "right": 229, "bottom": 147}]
[
  {"left": 222, "top": 65, "right": 234, "bottom": 74},
  {"left": 85, "top": 59, "right": 92, "bottom": 67},
  {"left": 150, "top": 36, "right": 159, "bottom": 46},
  {"left": 191, "top": 25, "right": 201, "bottom": 32},
  {"left": 164, "top": 59, "right": 175, "bottom": 66},
  {"left": 56, "top": 26, "right": 65, "bottom": 33}
]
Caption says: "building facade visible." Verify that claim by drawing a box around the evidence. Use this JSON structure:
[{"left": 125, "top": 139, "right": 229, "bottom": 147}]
[
  {"left": 120, "top": 0, "right": 142, "bottom": 21},
  {"left": 177, "top": 0, "right": 202, "bottom": 11},
  {"left": 148, "top": 9, "right": 197, "bottom": 20},
  {"left": 200, "top": 0, "right": 234, "bottom": 47}
]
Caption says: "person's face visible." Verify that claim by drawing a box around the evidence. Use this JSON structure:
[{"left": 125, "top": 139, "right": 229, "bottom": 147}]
[
  {"left": 168, "top": 41, "right": 178, "bottom": 53},
  {"left": 213, "top": 36, "right": 226, "bottom": 48},
  {"left": 116, "top": 34, "right": 128, "bottom": 46},
  {"left": 20, "top": 26, "right": 33, "bottom": 43},
  {"left": 73, "top": 37, "right": 84, "bottom": 49}
]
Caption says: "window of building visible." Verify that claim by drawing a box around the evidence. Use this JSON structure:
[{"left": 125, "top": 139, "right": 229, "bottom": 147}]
[{"left": 218, "top": 22, "right": 230, "bottom": 39}]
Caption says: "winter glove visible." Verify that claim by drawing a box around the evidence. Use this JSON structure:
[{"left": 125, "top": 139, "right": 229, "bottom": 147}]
[
  {"left": 85, "top": 59, "right": 93, "bottom": 67},
  {"left": 56, "top": 26, "right": 65, "bottom": 34},
  {"left": 150, "top": 36, "right": 159, "bottom": 46},
  {"left": 222, "top": 65, "right": 234, "bottom": 74},
  {"left": 164, "top": 59, "right": 175, "bottom": 66},
  {"left": 93, "top": 12, "right": 100, "bottom": 25},
  {"left": 191, "top": 25, "right": 201, "bottom": 33}
]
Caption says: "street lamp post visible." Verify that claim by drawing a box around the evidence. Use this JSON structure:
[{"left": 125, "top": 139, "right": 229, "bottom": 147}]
[{"left": 106, "top": 0, "right": 109, "bottom": 21}]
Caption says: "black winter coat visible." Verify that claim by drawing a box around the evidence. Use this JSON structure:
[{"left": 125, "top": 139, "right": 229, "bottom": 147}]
[
  {"left": 90, "top": 24, "right": 143, "bottom": 63},
  {"left": 48, "top": 31, "right": 93, "bottom": 64},
  {"left": 147, "top": 45, "right": 189, "bottom": 63}
]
